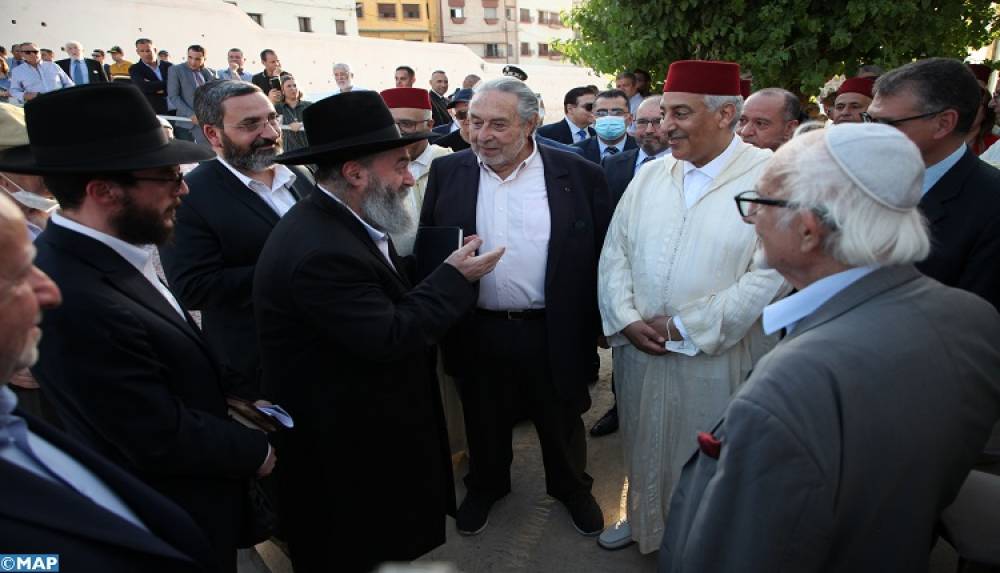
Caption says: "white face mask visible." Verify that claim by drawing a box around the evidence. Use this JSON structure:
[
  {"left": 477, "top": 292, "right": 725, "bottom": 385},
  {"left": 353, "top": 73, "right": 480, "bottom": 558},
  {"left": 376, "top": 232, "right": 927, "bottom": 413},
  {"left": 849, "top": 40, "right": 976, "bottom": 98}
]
[{"left": 0, "top": 173, "right": 60, "bottom": 213}]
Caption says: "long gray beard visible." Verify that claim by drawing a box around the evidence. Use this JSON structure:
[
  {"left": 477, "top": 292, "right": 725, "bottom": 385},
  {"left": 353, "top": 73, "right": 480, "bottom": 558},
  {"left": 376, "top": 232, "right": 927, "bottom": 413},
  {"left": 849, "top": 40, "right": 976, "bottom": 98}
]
[{"left": 361, "top": 179, "right": 413, "bottom": 234}]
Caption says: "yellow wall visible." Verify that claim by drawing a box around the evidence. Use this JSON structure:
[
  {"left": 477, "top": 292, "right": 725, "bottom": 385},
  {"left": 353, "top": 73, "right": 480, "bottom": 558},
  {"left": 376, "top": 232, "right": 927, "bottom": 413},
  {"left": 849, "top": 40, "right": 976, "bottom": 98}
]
[{"left": 357, "top": 0, "right": 438, "bottom": 42}]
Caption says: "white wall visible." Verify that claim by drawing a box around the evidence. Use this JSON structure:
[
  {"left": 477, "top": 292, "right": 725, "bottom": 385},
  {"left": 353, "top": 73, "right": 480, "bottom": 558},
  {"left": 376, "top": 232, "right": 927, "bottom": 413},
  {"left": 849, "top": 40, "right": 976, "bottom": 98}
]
[
  {"left": 232, "top": 0, "right": 358, "bottom": 36},
  {"left": 2, "top": 0, "right": 597, "bottom": 120}
]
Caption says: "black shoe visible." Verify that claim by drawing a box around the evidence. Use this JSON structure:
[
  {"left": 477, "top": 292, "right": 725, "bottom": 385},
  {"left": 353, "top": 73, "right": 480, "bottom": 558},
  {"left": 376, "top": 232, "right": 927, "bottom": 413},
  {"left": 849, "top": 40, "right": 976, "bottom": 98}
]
[
  {"left": 589, "top": 406, "right": 619, "bottom": 437},
  {"left": 456, "top": 492, "right": 495, "bottom": 536},
  {"left": 562, "top": 493, "right": 604, "bottom": 536}
]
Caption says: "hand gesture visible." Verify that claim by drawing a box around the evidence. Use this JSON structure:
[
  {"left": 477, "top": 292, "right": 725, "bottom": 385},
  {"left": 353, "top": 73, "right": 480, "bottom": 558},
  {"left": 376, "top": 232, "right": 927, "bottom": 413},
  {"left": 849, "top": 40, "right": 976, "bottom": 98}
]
[
  {"left": 622, "top": 320, "right": 667, "bottom": 356},
  {"left": 444, "top": 235, "right": 504, "bottom": 282}
]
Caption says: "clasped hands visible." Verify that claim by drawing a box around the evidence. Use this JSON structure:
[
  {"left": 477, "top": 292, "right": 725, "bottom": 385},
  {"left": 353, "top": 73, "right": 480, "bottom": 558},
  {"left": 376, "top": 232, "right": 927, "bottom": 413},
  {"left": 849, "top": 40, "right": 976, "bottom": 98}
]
[{"left": 622, "top": 315, "right": 682, "bottom": 356}]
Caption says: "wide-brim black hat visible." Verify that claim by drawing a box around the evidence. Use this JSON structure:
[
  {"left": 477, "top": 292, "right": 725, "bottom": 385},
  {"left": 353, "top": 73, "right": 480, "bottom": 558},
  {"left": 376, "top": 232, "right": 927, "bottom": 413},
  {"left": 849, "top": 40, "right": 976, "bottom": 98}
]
[
  {"left": 0, "top": 83, "right": 214, "bottom": 175},
  {"left": 275, "top": 91, "right": 429, "bottom": 166}
]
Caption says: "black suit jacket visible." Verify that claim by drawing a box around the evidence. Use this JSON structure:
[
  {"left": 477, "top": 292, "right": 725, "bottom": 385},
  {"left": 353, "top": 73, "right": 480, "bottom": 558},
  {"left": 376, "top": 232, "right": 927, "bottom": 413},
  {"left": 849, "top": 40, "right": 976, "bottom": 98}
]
[
  {"left": 159, "top": 160, "right": 314, "bottom": 397},
  {"left": 573, "top": 135, "right": 638, "bottom": 164},
  {"left": 32, "top": 222, "right": 269, "bottom": 572},
  {"left": 1, "top": 412, "right": 213, "bottom": 572},
  {"left": 601, "top": 147, "right": 640, "bottom": 207},
  {"left": 420, "top": 145, "right": 612, "bottom": 403},
  {"left": 537, "top": 118, "right": 596, "bottom": 145},
  {"left": 430, "top": 90, "right": 451, "bottom": 128},
  {"left": 251, "top": 70, "right": 292, "bottom": 95},
  {"left": 254, "top": 189, "right": 475, "bottom": 571},
  {"left": 128, "top": 60, "right": 173, "bottom": 114},
  {"left": 917, "top": 148, "right": 1000, "bottom": 310},
  {"left": 56, "top": 57, "right": 108, "bottom": 83},
  {"left": 435, "top": 128, "right": 470, "bottom": 151}
]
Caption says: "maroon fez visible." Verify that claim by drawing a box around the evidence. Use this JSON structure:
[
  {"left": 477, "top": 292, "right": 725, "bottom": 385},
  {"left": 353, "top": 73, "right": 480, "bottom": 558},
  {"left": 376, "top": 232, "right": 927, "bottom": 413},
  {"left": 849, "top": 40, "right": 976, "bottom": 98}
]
[
  {"left": 836, "top": 76, "right": 876, "bottom": 99},
  {"left": 380, "top": 87, "right": 432, "bottom": 110},
  {"left": 967, "top": 63, "right": 992, "bottom": 85},
  {"left": 740, "top": 79, "right": 752, "bottom": 99},
  {"left": 663, "top": 60, "right": 742, "bottom": 96}
]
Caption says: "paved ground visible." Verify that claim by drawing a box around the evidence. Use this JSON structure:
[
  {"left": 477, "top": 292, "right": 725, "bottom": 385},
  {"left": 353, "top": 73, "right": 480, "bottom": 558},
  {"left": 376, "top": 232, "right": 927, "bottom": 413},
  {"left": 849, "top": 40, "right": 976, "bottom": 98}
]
[{"left": 247, "top": 348, "right": 961, "bottom": 573}]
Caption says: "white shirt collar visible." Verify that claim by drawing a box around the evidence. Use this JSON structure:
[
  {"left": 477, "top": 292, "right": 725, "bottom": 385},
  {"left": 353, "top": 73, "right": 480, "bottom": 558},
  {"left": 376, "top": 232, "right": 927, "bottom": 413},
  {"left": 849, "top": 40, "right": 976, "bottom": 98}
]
[
  {"left": 477, "top": 139, "right": 540, "bottom": 183},
  {"left": 762, "top": 265, "right": 878, "bottom": 335},
  {"left": 598, "top": 138, "right": 626, "bottom": 155},
  {"left": 636, "top": 148, "right": 669, "bottom": 164},
  {"left": 215, "top": 157, "right": 297, "bottom": 194},
  {"left": 49, "top": 212, "right": 151, "bottom": 273},
  {"left": 564, "top": 116, "right": 589, "bottom": 135},
  {"left": 921, "top": 142, "right": 966, "bottom": 196},
  {"left": 682, "top": 134, "right": 740, "bottom": 181},
  {"left": 315, "top": 184, "right": 387, "bottom": 243}
]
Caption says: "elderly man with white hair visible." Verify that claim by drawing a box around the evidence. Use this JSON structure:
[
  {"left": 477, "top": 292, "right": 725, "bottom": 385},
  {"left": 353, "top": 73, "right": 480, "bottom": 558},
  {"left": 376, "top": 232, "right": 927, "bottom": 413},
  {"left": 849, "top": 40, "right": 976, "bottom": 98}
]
[
  {"left": 310, "top": 62, "right": 366, "bottom": 100},
  {"left": 658, "top": 123, "right": 1000, "bottom": 572},
  {"left": 55, "top": 40, "right": 107, "bottom": 85}
]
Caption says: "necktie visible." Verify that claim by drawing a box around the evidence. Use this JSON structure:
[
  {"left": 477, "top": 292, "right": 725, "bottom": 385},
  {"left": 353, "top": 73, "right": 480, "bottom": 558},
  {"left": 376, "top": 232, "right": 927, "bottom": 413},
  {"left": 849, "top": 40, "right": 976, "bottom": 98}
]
[
  {"left": 72, "top": 60, "right": 86, "bottom": 85},
  {"left": 0, "top": 400, "right": 78, "bottom": 491},
  {"left": 641, "top": 155, "right": 655, "bottom": 165},
  {"left": 193, "top": 69, "right": 204, "bottom": 87},
  {"left": 577, "top": 129, "right": 587, "bottom": 142},
  {"left": 604, "top": 146, "right": 619, "bottom": 156}
]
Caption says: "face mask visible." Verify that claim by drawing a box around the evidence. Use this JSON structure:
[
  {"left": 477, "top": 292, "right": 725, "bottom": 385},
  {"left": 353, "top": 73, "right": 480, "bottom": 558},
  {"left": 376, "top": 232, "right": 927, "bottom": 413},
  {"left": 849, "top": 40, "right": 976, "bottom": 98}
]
[
  {"left": 1, "top": 174, "right": 60, "bottom": 212},
  {"left": 594, "top": 116, "right": 627, "bottom": 140}
]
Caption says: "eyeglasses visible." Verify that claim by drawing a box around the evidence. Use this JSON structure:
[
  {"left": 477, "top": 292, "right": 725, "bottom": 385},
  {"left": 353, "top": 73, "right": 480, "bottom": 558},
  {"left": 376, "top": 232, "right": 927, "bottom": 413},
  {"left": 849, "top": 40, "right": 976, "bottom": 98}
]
[
  {"left": 573, "top": 102, "right": 594, "bottom": 112},
  {"left": 132, "top": 172, "right": 185, "bottom": 189},
  {"left": 20, "top": 50, "right": 39, "bottom": 54},
  {"left": 223, "top": 115, "right": 282, "bottom": 133},
  {"left": 734, "top": 190, "right": 791, "bottom": 218},
  {"left": 454, "top": 110, "right": 469, "bottom": 120},
  {"left": 395, "top": 119, "right": 428, "bottom": 132},
  {"left": 594, "top": 109, "right": 628, "bottom": 117},
  {"left": 860, "top": 109, "right": 944, "bottom": 126},
  {"left": 634, "top": 118, "right": 661, "bottom": 128}
]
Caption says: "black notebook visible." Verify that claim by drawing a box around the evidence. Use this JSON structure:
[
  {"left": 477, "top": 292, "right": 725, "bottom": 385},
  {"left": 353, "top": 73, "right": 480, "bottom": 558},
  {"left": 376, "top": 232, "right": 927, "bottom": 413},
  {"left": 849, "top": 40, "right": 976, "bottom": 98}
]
[{"left": 414, "top": 226, "right": 463, "bottom": 280}]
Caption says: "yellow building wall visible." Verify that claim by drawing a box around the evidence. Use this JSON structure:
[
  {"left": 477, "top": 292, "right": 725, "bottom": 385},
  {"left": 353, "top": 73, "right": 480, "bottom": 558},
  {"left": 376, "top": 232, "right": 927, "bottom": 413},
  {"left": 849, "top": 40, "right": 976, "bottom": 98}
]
[{"left": 357, "top": 0, "right": 437, "bottom": 42}]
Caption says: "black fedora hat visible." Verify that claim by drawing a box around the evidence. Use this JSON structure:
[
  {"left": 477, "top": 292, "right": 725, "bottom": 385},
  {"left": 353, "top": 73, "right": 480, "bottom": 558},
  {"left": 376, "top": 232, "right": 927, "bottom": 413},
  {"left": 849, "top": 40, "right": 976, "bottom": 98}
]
[
  {"left": 0, "top": 83, "right": 214, "bottom": 175},
  {"left": 275, "top": 91, "right": 429, "bottom": 166}
]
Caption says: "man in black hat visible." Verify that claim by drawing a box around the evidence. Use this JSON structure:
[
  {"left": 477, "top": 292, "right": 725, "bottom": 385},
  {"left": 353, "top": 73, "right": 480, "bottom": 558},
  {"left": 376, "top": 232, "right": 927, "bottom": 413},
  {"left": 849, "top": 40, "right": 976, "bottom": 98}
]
[
  {"left": 160, "top": 80, "right": 314, "bottom": 398},
  {"left": 0, "top": 83, "right": 275, "bottom": 573},
  {"left": 254, "top": 90, "right": 504, "bottom": 572}
]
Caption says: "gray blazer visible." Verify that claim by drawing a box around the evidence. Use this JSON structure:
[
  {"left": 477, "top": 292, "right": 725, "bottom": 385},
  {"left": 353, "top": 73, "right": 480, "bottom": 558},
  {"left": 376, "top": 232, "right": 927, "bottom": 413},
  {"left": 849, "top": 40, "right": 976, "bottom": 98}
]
[
  {"left": 167, "top": 65, "right": 216, "bottom": 142},
  {"left": 660, "top": 265, "right": 1000, "bottom": 573}
]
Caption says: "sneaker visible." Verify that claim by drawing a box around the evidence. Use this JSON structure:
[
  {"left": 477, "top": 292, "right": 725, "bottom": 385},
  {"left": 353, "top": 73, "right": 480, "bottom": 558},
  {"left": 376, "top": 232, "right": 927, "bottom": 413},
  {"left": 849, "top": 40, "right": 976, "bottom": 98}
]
[
  {"left": 456, "top": 492, "right": 495, "bottom": 536},
  {"left": 562, "top": 493, "right": 604, "bottom": 536},
  {"left": 597, "top": 520, "right": 635, "bottom": 550}
]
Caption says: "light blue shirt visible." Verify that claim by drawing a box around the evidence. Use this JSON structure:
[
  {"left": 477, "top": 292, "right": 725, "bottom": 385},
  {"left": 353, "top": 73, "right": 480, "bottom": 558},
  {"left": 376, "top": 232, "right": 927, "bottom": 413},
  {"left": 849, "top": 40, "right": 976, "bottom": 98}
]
[
  {"left": 921, "top": 143, "right": 966, "bottom": 197},
  {"left": 564, "top": 117, "right": 590, "bottom": 142},
  {"left": 217, "top": 68, "right": 252, "bottom": 82},
  {"left": 9, "top": 61, "right": 74, "bottom": 103},
  {"left": 0, "top": 386, "right": 148, "bottom": 530},
  {"left": 762, "top": 266, "right": 878, "bottom": 335}
]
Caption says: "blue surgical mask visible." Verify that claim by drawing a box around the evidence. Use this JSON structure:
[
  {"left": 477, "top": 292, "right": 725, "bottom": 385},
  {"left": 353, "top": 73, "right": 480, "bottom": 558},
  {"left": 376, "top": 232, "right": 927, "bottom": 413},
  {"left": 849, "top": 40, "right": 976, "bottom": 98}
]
[{"left": 594, "top": 116, "right": 627, "bottom": 140}]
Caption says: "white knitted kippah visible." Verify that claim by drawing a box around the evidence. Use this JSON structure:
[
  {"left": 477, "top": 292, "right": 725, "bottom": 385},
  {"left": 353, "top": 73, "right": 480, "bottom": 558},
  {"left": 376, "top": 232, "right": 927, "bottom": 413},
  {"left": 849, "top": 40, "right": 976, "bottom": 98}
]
[{"left": 823, "top": 123, "right": 925, "bottom": 212}]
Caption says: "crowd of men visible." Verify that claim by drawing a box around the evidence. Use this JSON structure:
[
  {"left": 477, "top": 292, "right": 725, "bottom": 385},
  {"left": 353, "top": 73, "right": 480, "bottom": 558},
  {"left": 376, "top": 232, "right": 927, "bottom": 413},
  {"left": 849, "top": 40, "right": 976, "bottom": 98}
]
[{"left": 1, "top": 30, "right": 999, "bottom": 573}]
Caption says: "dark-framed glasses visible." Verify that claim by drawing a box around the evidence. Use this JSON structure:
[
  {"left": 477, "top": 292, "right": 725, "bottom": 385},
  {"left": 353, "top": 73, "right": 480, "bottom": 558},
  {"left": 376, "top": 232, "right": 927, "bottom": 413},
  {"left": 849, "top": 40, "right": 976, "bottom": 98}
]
[
  {"left": 224, "top": 115, "right": 282, "bottom": 133},
  {"left": 578, "top": 102, "right": 594, "bottom": 112},
  {"left": 594, "top": 109, "right": 627, "bottom": 117},
  {"left": 860, "top": 109, "right": 944, "bottom": 126},
  {"left": 734, "top": 189, "right": 790, "bottom": 218},
  {"left": 634, "top": 118, "right": 662, "bottom": 129}
]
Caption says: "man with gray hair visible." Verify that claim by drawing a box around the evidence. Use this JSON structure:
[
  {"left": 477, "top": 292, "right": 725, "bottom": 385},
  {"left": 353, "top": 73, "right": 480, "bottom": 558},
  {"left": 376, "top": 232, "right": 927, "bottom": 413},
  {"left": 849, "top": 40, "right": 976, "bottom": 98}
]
[
  {"left": 159, "top": 80, "right": 314, "bottom": 398},
  {"left": 421, "top": 76, "right": 612, "bottom": 538},
  {"left": 738, "top": 87, "right": 800, "bottom": 151},
  {"left": 55, "top": 41, "right": 107, "bottom": 85},
  {"left": 596, "top": 60, "right": 784, "bottom": 553},
  {"left": 867, "top": 57, "right": 1000, "bottom": 311},
  {"left": 660, "top": 122, "right": 1000, "bottom": 572}
]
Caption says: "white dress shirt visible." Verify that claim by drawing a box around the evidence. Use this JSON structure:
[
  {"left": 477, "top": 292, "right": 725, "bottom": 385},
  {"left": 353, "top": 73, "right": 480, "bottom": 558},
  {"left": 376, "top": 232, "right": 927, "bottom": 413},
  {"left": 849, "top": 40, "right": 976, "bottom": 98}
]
[
  {"left": 475, "top": 142, "right": 548, "bottom": 310},
  {"left": 762, "top": 266, "right": 877, "bottom": 335},
  {"left": 9, "top": 61, "right": 74, "bottom": 103},
  {"left": 315, "top": 185, "right": 396, "bottom": 270},
  {"left": 216, "top": 157, "right": 297, "bottom": 216},
  {"left": 49, "top": 213, "right": 186, "bottom": 319},
  {"left": 680, "top": 135, "right": 741, "bottom": 209},
  {"left": 564, "top": 117, "right": 591, "bottom": 143}
]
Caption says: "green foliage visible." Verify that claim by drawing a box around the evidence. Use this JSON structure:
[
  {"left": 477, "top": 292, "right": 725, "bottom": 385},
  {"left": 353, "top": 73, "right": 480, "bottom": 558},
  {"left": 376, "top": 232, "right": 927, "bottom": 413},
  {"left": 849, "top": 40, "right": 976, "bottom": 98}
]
[{"left": 555, "top": 0, "right": 1000, "bottom": 96}]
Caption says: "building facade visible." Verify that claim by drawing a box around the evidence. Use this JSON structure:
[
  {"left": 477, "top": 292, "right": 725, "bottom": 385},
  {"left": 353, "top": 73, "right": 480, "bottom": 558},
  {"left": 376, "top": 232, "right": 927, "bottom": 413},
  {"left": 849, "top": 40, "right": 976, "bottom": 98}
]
[
  {"left": 355, "top": 0, "right": 443, "bottom": 41},
  {"left": 440, "top": 0, "right": 575, "bottom": 65},
  {"left": 229, "top": 0, "right": 359, "bottom": 36}
]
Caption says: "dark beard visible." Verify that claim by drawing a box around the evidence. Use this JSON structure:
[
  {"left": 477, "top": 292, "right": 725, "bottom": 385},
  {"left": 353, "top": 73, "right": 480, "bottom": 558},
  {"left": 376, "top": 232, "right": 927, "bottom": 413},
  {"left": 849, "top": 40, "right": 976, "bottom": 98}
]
[
  {"left": 221, "top": 131, "right": 281, "bottom": 171},
  {"left": 111, "top": 190, "right": 175, "bottom": 245}
]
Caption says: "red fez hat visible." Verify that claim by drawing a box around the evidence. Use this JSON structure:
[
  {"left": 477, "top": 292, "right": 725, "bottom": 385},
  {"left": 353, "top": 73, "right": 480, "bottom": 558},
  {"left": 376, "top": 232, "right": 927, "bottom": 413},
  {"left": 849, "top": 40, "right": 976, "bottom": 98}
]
[
  {"left": 836, "top": 76, "right": 875, "bottom": 99},
  {"left": 739, "top": 79, "right": 752, "bottom": 99},
  {"left": 379, "top": 87, "right": 431, "bottom": 110},
  {"left": 967, "top": 63, "right": 992, "bottom": 85},
  {"left": 663, "top": 60, "right": 741, "bottom": 96}
]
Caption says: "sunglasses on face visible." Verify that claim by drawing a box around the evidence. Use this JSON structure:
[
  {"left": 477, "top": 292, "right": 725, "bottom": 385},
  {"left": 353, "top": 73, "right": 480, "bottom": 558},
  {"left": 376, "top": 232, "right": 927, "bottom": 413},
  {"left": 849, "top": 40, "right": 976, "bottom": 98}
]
[
  {"left": 575, "top": 102, "right": 594, "bottom": 112},
  {"left": 454, "top": 110, "right": 469, "bottom": 120},
  {"left": 21, "top": 50, "right": 39, "bottom": 54}
]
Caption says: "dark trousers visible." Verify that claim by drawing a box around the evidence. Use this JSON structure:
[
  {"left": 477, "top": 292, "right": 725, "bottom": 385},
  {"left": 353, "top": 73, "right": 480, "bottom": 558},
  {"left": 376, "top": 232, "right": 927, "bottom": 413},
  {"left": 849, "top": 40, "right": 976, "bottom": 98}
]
[{"left": 460, "top": 314, "right": 592, "bottom": 502}]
